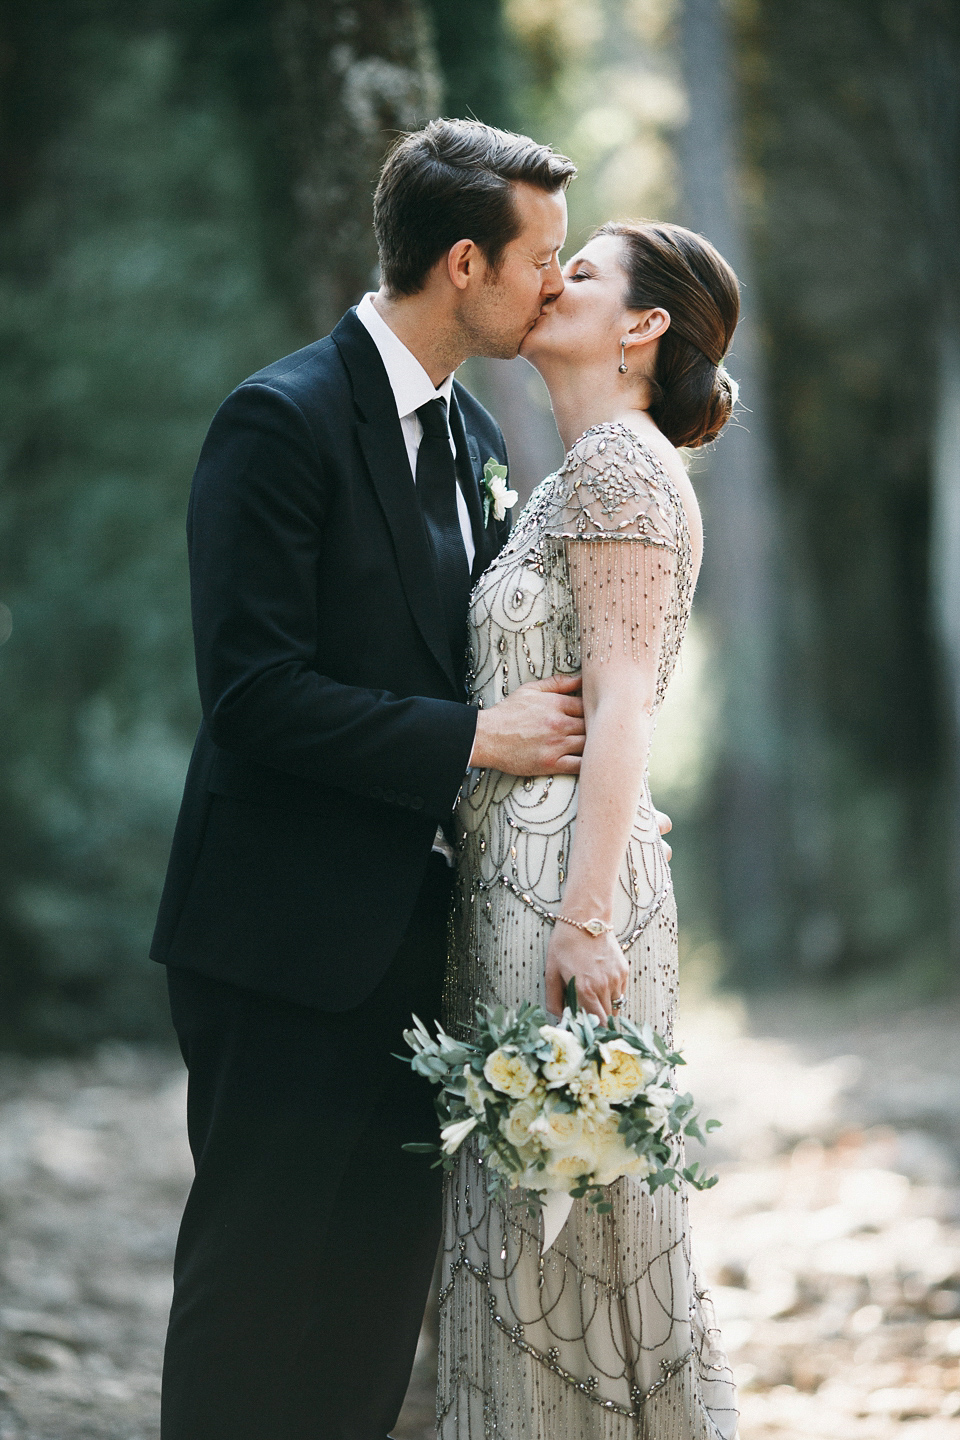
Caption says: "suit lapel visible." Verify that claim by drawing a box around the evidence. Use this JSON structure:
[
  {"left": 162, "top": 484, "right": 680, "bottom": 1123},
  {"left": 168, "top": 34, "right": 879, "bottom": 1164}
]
[{"left": 333, "top": 311, "right": 458, "bottom": 691}]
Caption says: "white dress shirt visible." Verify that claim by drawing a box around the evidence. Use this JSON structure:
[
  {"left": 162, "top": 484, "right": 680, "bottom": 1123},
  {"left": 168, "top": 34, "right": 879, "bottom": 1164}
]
[{"left": 356, "top": 292, "right": 476, "bottom": 571}]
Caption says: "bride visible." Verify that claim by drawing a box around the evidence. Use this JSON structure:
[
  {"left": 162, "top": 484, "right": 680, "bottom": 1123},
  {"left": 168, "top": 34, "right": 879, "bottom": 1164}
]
[{"left": 440, "top": 220, "right": 742, "bottom": 1439}]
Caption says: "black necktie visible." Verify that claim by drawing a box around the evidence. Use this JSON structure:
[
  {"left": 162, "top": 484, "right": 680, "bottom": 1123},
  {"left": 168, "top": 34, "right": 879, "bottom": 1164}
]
[{"left": 415, "top": 398, "right": 471, "bottom": 677}]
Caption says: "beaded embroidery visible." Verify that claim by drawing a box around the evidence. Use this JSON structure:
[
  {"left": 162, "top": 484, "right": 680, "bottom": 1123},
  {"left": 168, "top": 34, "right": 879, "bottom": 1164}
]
[{"left": 440, "top": 424, "right": 738, "bottom": 1438}]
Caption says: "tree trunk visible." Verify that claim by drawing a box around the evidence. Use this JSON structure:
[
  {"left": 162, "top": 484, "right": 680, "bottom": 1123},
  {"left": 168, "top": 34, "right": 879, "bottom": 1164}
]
[
  {"left": 932, "top": 329, "right": 960, "bottom": 960},
  {"left": 272, "top": 0, "right": 439, "bottom": 332},
  {"left": 678, "top": 0, "right": 786, "bottom": 983}
]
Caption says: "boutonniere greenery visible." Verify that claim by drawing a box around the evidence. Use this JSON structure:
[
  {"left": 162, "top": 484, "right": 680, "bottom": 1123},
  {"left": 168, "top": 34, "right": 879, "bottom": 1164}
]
[{"left": 482, "top": 458, "right": 519, "bottom": 525}]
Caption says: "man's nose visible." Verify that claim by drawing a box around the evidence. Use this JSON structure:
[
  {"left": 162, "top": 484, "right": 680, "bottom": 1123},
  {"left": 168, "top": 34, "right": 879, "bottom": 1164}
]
[{"left": 541, "top": 257, "right": 564, "bottom": 300}]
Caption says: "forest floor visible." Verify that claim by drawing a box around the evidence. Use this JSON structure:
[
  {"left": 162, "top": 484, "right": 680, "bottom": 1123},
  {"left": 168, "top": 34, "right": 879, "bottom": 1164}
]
[{"left": 0, "top": 991, "right": 959, "bottom": 1440}]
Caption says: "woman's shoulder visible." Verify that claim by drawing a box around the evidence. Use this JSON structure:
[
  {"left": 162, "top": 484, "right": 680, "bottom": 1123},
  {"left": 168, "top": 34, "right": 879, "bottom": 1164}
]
[{"left": 555, "top": 422, "right": 682, "bottom": 547}]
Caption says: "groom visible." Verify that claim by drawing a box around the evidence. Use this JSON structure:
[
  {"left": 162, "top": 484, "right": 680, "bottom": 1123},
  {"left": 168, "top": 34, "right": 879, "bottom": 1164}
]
[{"left": 151, "top": 120, "right": 581, "bottom": 1439}]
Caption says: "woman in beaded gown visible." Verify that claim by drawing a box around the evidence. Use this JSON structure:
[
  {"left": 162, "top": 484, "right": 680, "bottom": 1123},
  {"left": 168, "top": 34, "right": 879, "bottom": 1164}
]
[{"left": 439, "top": 222, "right": 742, "bottom": 1440}]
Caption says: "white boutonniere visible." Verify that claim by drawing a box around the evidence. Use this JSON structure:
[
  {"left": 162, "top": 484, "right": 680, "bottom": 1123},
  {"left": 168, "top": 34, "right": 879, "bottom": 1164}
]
[{"left": 482, "top": 457, "right": 518, "bottom": 525}]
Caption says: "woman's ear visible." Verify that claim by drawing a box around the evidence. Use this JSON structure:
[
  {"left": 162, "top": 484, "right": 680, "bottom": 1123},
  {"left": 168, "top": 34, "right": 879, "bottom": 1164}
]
[{"left": 622, "top": 307, "right": 671, "bottom": 354}]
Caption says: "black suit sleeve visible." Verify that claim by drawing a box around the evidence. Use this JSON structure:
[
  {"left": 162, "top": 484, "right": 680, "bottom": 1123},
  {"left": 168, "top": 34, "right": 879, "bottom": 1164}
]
[{"left": 188, "top": 383, "right": 478, "bottom": 821}]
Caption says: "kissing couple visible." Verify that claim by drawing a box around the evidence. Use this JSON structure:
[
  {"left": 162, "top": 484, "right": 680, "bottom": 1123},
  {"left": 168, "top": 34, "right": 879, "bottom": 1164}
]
[{"left": 152, "top": 118, "right": 741, "bottom": 1439}]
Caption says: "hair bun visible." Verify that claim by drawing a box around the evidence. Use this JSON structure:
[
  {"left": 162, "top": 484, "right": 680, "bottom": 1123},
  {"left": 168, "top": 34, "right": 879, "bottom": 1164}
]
[
  {"left": 596, "top": 221, "right": 741, "bottom": 448},
  {"left": 697, "top": 365, "right": 738, "bottom": 448}
]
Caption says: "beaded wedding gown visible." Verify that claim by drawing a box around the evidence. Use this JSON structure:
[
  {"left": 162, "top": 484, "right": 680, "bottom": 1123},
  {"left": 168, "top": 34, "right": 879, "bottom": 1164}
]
[{"left": 439, "top": 423, "right": 738, "bottom": 1439}]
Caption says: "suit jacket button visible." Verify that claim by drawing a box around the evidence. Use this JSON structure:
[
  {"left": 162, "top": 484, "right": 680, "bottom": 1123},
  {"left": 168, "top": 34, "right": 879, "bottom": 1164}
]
[
  {"left": 411, "top": 796, "right": 424, "bottom": 810},
  {"left": 383, "top": 789, "right": 396, "bottom": 803},
  {"left": 369, "top": 786, "right": 383, "bottom": 800},
  {"left": 397, "top": 792, "right": 410, "bottom": 806}
]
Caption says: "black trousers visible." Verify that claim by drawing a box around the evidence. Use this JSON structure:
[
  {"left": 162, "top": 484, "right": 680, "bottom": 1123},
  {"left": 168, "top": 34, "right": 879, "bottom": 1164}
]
[{"left": 161, "top": 854, "right": 452, "bottom": 1440}]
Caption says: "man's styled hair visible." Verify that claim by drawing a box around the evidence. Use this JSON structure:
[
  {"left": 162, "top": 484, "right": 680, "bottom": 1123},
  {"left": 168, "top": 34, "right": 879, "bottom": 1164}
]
[{"left": 374, "top": 119, "right": 576, "bottom": 297}]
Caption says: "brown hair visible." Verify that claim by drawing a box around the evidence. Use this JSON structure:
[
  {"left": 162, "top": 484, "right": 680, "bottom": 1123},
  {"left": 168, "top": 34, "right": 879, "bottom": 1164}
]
[
  {"left": 374, "top": 119, "right": 576, "bottom": 297},
  {"left": 597, "top": 221, "right": 740, "bottom": 448}
]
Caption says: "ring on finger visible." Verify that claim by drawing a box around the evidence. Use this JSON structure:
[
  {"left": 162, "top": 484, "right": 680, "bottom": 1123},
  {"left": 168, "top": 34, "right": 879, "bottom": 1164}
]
[{"left": 612, "top": 995, "right": 625, "bottom": 1012}]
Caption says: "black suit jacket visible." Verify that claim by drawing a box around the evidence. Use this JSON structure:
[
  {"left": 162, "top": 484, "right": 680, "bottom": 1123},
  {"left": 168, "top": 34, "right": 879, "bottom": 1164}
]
[{"left": 150, "top": 309, "right": 510, "bottom": 1009}]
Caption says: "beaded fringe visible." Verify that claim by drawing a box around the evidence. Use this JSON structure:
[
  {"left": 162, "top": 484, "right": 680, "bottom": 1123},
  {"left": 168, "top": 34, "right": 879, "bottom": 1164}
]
[{"left": 440, "top": 424, "right": 739, "bottom": 1438}]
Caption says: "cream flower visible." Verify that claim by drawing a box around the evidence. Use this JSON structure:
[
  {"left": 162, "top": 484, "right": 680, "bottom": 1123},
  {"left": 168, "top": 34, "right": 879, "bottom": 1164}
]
[
  {"left": 538, "top": 1026, "right": 586, "bottom": 1088},
  {"left": 484, "top": 1046, "right": 538, "bottom": 1099},
  {"left": 641, "top": 1086, "right": 674, "bottom": 1134},
  {"left": 597, "top": 1039, "right": 656, "bottom": 1104},
  {"left": 500, "top": 1097, "right": 542, "bottom": 1150},
  {"left": 593, "top": 1144, "right": 655, "bottom": 1188},
  {"left": 529, "top": 1099, "right": 584, "bottom": 1152},
  {"left": 586, "top": 1113, "right": 650, "bottom": 1187},
  {"left": 463, "top": 1067, "right": 492, "bottom": 1115},
  {"left": 543, "top": 1150, "right": 598, "bottom": 1186},
  {"left": 440, "top": 1116, "right": 478, "bottom": 1155},
  {"left": 567, "top": 1061, "right": 601, "bottom": 1099}
]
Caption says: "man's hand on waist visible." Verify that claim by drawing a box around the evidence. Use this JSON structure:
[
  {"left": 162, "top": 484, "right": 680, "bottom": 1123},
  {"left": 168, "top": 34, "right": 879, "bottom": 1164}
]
[{"left": 468, "top": 673, "right": 585, "bottom": 777}]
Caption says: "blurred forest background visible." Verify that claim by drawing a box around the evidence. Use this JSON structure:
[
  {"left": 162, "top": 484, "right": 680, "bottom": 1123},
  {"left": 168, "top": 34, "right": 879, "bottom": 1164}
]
[{"left": 0, "top": 0, "right": 958, "bottom": 1049}]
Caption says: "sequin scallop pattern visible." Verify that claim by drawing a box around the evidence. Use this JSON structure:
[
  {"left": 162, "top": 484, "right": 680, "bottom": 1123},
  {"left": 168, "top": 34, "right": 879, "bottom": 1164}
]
[{"left": 440, "top": 423, "right": 739, "bottom": 1439}]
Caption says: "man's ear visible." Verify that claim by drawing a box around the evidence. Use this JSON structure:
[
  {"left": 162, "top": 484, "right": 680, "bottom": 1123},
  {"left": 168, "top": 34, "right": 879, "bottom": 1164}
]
[
  {"left": 447, "top": 239, "right": 481, "bottom": 292},
  {"left": 623, "top": 307, "right": 671, "bottom": 354}
]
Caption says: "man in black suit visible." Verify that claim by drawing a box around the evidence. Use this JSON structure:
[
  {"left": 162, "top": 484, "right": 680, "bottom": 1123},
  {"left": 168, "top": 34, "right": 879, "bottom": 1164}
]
[{"left": 152, "top": 120, "right": 584, "bottom": 1439}]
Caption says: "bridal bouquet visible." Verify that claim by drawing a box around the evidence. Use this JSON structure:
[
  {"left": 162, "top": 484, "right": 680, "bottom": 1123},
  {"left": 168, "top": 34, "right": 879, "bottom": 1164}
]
[{"left": 401, "top": 983, "right": 718, "bottom": 1238}]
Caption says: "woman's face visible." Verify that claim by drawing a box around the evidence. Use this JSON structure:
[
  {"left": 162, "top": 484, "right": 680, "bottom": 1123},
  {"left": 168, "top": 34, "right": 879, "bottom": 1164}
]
[{"left": 519, "top": 233, "right": 632, "bottom": 369}]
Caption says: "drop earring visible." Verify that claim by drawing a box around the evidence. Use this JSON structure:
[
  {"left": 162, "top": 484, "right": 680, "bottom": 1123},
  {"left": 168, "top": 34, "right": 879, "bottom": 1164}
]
[{"left": 618, "top": 340, "right": 628, "bottom": 374}]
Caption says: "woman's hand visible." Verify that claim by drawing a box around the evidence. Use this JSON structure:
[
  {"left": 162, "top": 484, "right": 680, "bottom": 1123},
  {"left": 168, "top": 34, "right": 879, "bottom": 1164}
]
[{"left": 544, "top": 923, "right": 628, "bottom": 1021}]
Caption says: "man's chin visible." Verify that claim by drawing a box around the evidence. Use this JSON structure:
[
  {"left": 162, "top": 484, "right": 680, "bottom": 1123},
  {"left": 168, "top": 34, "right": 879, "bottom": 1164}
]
[
  {"left": 518, "top": 329, "right": 541, "bottom": 361},
  {"left": 481, "top": 335, "right": 533, "bottom": 361}
]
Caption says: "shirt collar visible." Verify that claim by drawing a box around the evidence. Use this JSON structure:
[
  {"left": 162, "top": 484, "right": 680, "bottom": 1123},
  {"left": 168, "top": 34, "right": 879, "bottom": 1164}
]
[{"left": 356, "top": 292, "right": 455, "bottom": 422}]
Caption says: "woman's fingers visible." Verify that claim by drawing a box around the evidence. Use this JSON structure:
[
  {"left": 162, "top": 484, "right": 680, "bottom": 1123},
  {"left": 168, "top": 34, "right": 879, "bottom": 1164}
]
[
  {"left": 545, "top": 967, "right": 566, "bottom": 1018},
  {"left": 581, "top": 983, "right": 611, "bottom": 1022}
]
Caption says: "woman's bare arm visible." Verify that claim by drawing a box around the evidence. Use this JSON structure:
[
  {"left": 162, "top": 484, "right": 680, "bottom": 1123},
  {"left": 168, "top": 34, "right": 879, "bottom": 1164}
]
[{"left": 544, "top": 538, "right": 674, "bottom": 1018}]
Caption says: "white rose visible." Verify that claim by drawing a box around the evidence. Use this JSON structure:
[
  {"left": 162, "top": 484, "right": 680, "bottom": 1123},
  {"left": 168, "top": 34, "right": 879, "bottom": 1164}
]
[
  {"left": 487, "top": 474, "right": 518, "bottom": 522},
  {"left": 440, "top": 1116, "right": 478, "bottom": 1155},
  {"left": 588, "top": 1114, "right": 653, "bottom": 1187},
  {"left": 529, "top": 1098, "right": 584, "bottom": 1152},
  {"left": 593, "top": 1143, "right": 655, "bottom": 1188},
  {"left": 641, "top": 1086, "right": 674, "bottom": 1135},
  {"left": 538, "top": 1026, "right": 586, "bottom": 1088},
  {"left": 484, "top": 1046, "right": 538, "bottom": 1099},
  {"left": 543, "top": 1148, "right": 598, "bottom": 1189},
  {"left": 596, "top": 1039, "right": 656, "bottom": 1105},
  {"left": 500, "top": 1097, "right": 542, "bottom": 1150},
  {"left": 463, "top": 1067, "right": 492, "bottom": 1115}
]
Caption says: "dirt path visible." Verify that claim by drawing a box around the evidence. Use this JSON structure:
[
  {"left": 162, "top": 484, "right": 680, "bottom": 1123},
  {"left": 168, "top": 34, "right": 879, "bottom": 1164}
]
[{"left": 0, "top": 996, "right": 958, "bottom": 1439}]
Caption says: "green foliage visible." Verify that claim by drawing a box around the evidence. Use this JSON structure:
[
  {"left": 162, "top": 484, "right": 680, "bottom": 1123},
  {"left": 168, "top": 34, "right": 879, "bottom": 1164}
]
[
  {"left": 0, "top": 6, "right": 309, "bottom": 1047},
  {"left": 422, "top": 0, "right": 519, "bottom": 127}
]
